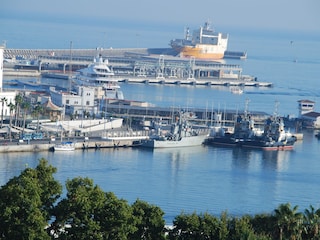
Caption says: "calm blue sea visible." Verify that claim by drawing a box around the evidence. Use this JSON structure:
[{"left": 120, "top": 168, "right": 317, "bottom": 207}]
[{"left": 1, "top": 17, "right": 320, "bottom": 224}]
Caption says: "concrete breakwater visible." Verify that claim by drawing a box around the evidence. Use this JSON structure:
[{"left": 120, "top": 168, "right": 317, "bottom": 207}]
[{"left": 0, "top": 142, "right": 53, "bottom": 153}]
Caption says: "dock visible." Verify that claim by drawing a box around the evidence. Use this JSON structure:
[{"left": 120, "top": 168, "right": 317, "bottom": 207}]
[
  {"left": 116, "top": 77, "right": 271, "bottom": 87},
  {"left": 0, "top": 130, "right": 150, "bottom": 153},
  {"left": 3, "top": 48, "right": 273, "bottom": 87},
  {"left": 0, "top": 139, "right": 135, "bottom": 153}
]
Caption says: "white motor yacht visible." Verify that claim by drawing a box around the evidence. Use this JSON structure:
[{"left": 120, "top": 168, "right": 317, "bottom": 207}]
[{"left": 75, "top": 55, "right": 124, "bottom": 99}]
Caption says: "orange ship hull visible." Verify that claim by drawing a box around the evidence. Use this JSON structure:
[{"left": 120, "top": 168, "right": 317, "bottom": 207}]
[
  {"left": 171, "top": 21, "right": 228, "bottom": 60},
  {"left": 178, "top": 45, "right": 225, "bottom": 60}
]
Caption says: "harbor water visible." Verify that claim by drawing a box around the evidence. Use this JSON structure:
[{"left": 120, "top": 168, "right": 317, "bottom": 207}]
[
  {"left": 1, "top": 131, "right": 319, "bottom": 224},
  {"left": 1, "top": 18, "right": 320, "bottom": 224}
]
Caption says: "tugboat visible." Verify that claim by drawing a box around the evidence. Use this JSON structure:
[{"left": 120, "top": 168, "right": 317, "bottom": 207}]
[
  {"left": 206, "top": 114, "right": 256, "bottom": 147},
  {"left": 206, "top": 99, "right": 297, "bottom": 150},
  {"left": 241, "top": 116, "right": 297, "bottom": 150}
]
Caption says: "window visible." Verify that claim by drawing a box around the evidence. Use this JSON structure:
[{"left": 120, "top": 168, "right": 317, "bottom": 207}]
[{"left": 86, "top": 101, "right": 90, "bottom": 106}]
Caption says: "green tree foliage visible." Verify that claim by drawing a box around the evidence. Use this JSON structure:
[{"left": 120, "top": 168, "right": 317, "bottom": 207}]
[
  {"left": 14, "top": 93, "right": 24, "bottom": 126},
  {"left": 250, "top": 213, "right": 276, "bottom": 238},
  {"left": 219, "top": 211, "right": 230, "bottom": 240},
  {"left": 3, "top": 160, "right": 320, "bottom": 239},
  {"left": 0, "top": 96, "right": 7, "bottom": 128},
  {"left": 0, "top": 159, "right": 62, "bottom": 240},
  {"left": 96, "top": 192, "right": 136, "bottom": 239},
  {"left": 199, "top": 212, "right": 221, "bottom": 239},
  {"left": 129, "top": 199, "right": 166, "bottom": 240},
  {"left": 32, "top": 104, "right": 43, "bottom": 133},
  {"left": 170, "top": 212, "right": 200, "bottom": 239},
  {"left": 170, "top": 211, "right": 222, "bottom": 240},
  {"left": 228, "top": 215, "right": 257, "bottom": 240},
  {"left": 21, "top": 100, "right": 31, "bottom": 134},
  {"left": 170, "top": 211, "right": 272, "bottom": 240},
  {"left": 274, "top": 203, "right": 304, "bottom": 240},
  {"left": 35, "top": 159, "right": 62, "bottom": 219},
  {"left": 302, "top": 205, "right": 320, "bottom": 239},
  {"left": 51, "top": 177, "right": 106, "bottom": 239}
]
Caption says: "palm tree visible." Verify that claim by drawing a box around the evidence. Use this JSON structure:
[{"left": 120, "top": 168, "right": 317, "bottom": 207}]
[
  {"left": 32, "top": 104, "right": 43, "bottom": 133},
  {"left": 274, "top": 203, "right": 303, "bottom": 240},
  {"left": 7, "top": 102, "right": 15, "bottom": 142},
  {"left": 1, "top": 97, "right": 7, "bottom": 128},
  {"left": 21, "top": 101, "right": 31, "bottom": 135},
  {"left": 303, "top": 205, "right": 320, "bottom": 239},
  {"left": 14, "top": 93, "right": 23, "bottom": 127}
]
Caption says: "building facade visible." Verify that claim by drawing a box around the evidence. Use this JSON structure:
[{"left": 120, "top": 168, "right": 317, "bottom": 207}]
[
  {"left": 298, "top": 100, "right": 320, "bottom": 128},
  {"left": 50, "top": 86, "right": 96, "bottom": 117}
]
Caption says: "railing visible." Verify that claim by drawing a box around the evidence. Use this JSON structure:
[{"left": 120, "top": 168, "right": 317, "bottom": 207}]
[{"left": 103, "top": 130, "right": 150, "bottom": 139}]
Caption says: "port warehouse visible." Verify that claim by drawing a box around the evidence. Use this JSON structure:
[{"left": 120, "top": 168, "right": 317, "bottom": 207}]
[{"left": 4, "top": 48, "right": 262, "bottom": 83}]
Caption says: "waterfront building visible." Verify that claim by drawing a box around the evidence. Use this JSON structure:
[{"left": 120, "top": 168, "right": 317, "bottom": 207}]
[
  {"left": 41, "top": 97, "right": 63, "bottom": 121},
  {"left": 50, "top": 86, "right": 96, "bottom": 117},
  {"left": 298, "top": 99, "right": 315, "bottom": 116},
  {"left": 298, "top": 100, "right": 320, "bottom": 128}
]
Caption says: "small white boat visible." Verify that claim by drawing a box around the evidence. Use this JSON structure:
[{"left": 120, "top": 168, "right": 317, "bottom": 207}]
[
  {"left": 54, "top": 141, "right": 75, "bottom": 151},
  {"left": 230, "top": 87, "right": 243, "bottom": 94}
]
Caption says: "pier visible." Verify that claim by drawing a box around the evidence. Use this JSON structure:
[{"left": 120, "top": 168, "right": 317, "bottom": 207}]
[
  {"left": 0, "top": 130, "right": 150, "bottom": 153},
  {"left": 3, "top": 48, "right": 272, "bottom": 87},
  {"left": 115, "top": 76, "right": 271, "bottom": 87}
]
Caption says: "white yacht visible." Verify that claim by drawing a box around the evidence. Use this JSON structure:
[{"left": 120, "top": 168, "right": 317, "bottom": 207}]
[
  {"left": 75, "top": 55, "right": 124, "bottom": 99},
  {"left": 54, "top": 141, "right": 75, "bottom": 151}
]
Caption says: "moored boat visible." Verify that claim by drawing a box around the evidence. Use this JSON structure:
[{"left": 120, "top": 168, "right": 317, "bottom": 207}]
[
  {"left": 76, "top": 54, "right": 115, "bottom": 82},
  {"left": 140, "top": 111, "right": 208, "bottom": 148},
  {"left": 170, "top": 21, "right": 228, "bottom": 60},
  {"left": 206, "top": 114, "right": 256, "bottom": 147},
  {"left": 241, "top": 117, "right": 297, "bottom": 150},
  {"left": 230, "top": 87, "right": 243, "bottom": 95},
  {"left": 75, "top": 55, "right": 124, "bottom": 100},
  {"left": 54, "top": 141, "right": 75, "bottom": 151}
]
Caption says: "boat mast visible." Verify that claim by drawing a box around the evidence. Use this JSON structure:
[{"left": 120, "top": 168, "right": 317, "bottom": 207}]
[
  {"left": 244, "top": 98, "right": 251, "bottom": 121},
  {"left": 273, "top": 100, "right": 279, "bottom": 118}
]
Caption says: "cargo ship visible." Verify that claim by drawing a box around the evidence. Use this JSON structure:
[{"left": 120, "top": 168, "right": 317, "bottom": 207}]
[{"left": 170, "top": 21, "right": 228, "bottom": 60}]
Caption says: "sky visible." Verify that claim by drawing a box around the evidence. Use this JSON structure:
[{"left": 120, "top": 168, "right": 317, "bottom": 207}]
[
  {"left": 1, "top": 0, "right": 319, "bottom": 33},
  {"left": 0, "top": 0, "right": 319, "bottom": 49}
]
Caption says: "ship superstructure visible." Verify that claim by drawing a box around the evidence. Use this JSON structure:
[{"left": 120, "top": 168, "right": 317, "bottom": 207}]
[
  {"left": 170, "top": 21, "right": 228, "bottom": 60},
  {"left": 75, "top": 55, "right": 124, "bottom": 100}
]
